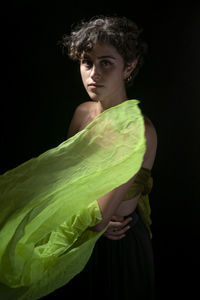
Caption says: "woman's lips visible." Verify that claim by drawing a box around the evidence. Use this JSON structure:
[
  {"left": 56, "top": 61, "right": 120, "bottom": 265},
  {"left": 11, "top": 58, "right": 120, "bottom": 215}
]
[{"left": 88, "top": 83, "right": 104, "bottom": 89}]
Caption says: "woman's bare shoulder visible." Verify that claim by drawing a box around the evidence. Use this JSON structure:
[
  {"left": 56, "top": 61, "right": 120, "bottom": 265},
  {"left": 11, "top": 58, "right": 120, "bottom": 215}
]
[
  {"left": 76, "top": 101, "right": 94, "bottom": 113},
  {"left": 67, "top": 101, "right": 94, "bottom": 138}
]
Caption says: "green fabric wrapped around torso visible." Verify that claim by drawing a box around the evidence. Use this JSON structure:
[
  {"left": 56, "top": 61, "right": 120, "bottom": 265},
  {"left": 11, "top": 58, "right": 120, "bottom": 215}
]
[
  {"left": 124, "top": 167, "right": 153, "bottom": 238},
  {"left": 0, "top": 99, "right": 148, "bottom": 300}
]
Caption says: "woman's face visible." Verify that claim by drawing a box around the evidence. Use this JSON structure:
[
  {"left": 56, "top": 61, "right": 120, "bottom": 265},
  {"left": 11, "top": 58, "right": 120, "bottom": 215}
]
[{"left": 80, "top": 43, "right": 129, "bottom": 104}]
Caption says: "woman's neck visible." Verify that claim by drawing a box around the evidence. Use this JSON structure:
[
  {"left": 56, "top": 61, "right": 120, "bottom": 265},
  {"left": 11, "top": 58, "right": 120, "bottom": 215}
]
[{"left": 94, "top": 90, "right": 127, "bottom": 113}]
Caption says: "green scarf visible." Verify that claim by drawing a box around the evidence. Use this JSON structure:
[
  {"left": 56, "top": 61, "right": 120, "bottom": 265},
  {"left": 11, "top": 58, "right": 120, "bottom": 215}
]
[{"left": 0, "top": 100, "right": 146, "bottom": 299}]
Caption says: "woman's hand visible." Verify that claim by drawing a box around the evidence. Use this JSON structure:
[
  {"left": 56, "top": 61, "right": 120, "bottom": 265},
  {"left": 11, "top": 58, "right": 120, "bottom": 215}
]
[{"left": 103, "top": 215, "right": 132, "bottom": 240}]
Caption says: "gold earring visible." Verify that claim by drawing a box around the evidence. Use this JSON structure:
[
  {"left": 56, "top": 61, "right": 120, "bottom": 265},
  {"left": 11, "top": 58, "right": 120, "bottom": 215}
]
[{"left": 126, "top": 74, "right": 132, "bottom": 83}]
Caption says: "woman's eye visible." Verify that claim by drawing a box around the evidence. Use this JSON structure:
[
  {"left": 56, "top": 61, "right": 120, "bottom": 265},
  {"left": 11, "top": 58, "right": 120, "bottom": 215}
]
[
  {"left": 101, "top": 60, "right": 112, "bottom": 67},
  {"left": 82, "top": 59, "right": 92, "bottom": 68}
]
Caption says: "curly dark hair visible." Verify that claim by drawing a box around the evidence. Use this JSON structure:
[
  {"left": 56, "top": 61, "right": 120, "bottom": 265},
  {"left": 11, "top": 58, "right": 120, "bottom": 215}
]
[{"left": 59, "top": 16, "right": 148, "bottom": 86}]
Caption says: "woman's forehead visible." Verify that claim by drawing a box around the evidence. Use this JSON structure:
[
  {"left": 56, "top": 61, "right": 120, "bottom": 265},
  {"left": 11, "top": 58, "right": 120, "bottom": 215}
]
[{"left": 81, "top": 43, "right": 122, "bottom": 60}]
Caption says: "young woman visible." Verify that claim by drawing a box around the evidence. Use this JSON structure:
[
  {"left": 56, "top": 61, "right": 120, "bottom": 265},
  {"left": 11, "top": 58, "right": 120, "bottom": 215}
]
[
  {"left": 51, "top": 15, "right": 157, "bottom": 299},
  {"left": 0, "top": 16, "right": 157, "bottom": 300}
]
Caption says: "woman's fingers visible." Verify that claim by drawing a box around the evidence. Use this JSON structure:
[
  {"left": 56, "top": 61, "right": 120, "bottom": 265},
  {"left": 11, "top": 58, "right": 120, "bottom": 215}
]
[
  {"left": 103, "top": 233, "right": 126, "bottom": 240},
  {"left": 103, "top": 216, "right": 133, "bottom": 240},
  {"left": 106, "top": 217, "right": 132, "bottom": 232},
  {"left": 104, "top": 224, "right": 130, "bottom": 235},
  {"left": 120, "top": 217, "right": 132, "bottom": 228}
]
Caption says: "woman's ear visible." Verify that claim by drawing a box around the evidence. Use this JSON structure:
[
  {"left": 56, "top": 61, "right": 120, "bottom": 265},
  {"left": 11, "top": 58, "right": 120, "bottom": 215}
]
[{"left": 123, "top": 59, "right": 138, "bottom": 80}]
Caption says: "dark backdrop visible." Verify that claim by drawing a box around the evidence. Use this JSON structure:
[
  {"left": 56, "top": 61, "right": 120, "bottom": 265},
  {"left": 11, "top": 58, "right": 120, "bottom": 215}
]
[{"left": 1, "top": 1, "right": 200, "bottom": 299}]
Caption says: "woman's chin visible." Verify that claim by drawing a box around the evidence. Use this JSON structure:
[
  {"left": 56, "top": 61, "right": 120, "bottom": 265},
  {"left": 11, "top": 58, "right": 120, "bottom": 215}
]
[{"left": 88, "top": 93, "right": 100, "bottom": 102}]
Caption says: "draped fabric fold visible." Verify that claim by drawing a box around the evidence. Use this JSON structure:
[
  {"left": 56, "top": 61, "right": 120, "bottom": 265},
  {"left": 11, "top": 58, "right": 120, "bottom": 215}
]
[
  {"left": 0, "top": 100, "right": 146, "bottom": 300},
  {"left": 124, "top": 167, "right": 153, "bottom": 238}
]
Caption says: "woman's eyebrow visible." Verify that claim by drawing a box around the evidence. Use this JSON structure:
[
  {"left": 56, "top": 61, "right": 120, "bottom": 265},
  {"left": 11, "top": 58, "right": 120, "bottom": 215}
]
[{"left": 97, "top": 55, "right": 116, "bottom": 60}]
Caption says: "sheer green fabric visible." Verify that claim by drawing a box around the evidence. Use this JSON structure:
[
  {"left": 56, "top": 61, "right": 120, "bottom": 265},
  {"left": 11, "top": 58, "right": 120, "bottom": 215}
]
[
  {"left": 124, "top": 167, "right": 153, "bottom": 238},
  {"left": 0, "top": 100, "right": 146, "bottom": 300}
]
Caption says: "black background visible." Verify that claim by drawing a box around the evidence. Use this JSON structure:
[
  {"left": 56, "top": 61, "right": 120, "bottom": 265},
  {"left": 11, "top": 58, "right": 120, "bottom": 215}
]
[{"left": 1, "top": 1, "right": 200, "bottom": 299}]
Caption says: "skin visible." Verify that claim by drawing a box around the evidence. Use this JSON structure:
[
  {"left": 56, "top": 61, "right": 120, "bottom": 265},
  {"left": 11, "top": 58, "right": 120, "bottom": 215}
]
[
  {"left": 80, "top": 43, "right": 137, "bottom": 113},
  {"left": 68, "top": 42, "right": 157, "bottom": 240}
]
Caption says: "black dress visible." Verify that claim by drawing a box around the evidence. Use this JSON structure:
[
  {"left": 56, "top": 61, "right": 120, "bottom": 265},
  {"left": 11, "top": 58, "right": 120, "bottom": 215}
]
[
  {"left": 46, "top": 210, "right": 155, "bottom": 300},
  {"left": 45, "top": 167, "right": 155, "bottom": 299}
]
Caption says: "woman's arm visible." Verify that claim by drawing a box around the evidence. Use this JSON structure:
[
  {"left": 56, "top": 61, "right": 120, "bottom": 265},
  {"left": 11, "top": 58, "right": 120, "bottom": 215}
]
[
  {"left": 92, "top": 116, "right": 157, "bottom": 233},
  {"left": 92, "top": 173, "right": 140, "bottom": 232},
  {"left": 67, "top": 104, "right": 157, "bottom": 234}
]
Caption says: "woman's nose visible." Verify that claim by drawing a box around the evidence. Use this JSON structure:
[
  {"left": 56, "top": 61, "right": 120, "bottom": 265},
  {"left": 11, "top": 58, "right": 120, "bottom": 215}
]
[{"left": 90, "top": 64, "right": 101, "bottom": 81}]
